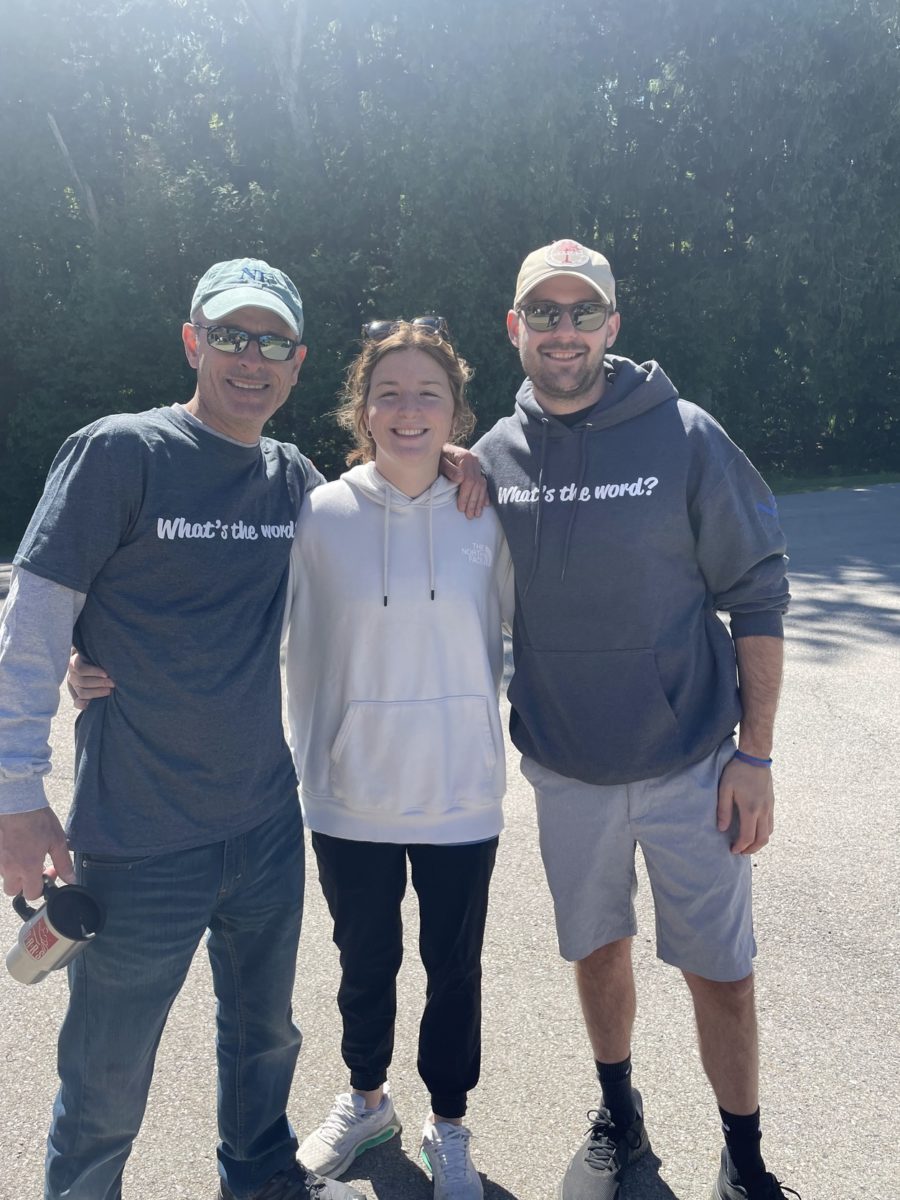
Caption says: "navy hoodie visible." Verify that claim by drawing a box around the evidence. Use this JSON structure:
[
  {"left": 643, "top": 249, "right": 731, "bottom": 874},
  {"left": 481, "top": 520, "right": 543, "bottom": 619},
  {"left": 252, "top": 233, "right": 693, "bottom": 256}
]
[{"left": 475, "top": 355, "right": 789, "bottom": 785}]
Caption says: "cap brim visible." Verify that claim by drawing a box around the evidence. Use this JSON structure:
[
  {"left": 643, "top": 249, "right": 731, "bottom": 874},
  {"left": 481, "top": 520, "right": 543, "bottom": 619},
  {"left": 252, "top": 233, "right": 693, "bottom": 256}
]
[
  {"left": 201, "top": 288, "right": 300, "bottom": 336},
  {"left": 515, "top": 269, "right": 613, "bottom": 309}
]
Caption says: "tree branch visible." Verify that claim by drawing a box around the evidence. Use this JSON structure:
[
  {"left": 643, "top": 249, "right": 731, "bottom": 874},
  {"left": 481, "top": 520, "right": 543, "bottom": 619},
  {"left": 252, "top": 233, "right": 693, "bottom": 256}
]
[{"left": 46, "top": 112, "right": 100, "bottom": 233}]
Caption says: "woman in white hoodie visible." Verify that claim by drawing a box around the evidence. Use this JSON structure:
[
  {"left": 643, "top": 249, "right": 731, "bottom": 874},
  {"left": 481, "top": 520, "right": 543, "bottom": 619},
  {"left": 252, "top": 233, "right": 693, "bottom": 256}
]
[{"left": 286, "top": 320, "right": 512, "bottom": 1200}]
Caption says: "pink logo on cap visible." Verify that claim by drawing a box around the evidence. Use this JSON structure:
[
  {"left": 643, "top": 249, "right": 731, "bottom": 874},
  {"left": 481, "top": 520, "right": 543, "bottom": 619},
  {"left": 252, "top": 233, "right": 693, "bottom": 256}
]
[
  {"left": 546, "top": 240, "right": 591, "bottom": 267},
  {"left": 25, "top": 921, "right": 58, "bottom": 960}
]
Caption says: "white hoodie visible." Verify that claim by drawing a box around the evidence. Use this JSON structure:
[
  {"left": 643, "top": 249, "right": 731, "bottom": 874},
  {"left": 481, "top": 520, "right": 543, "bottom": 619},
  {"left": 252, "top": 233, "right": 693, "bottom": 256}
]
[{"left": 284, "top": 463, "right": 514, "bottom": 844}]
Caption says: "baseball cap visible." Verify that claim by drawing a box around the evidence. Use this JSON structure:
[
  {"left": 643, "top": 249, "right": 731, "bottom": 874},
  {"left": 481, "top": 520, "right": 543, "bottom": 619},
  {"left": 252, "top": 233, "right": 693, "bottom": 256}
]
[
  {"left": 191, "top": 258, "right": 303, "bottom": 338},
  {"left": 514, "top": 239, "right": 616, "bottom": 310}
]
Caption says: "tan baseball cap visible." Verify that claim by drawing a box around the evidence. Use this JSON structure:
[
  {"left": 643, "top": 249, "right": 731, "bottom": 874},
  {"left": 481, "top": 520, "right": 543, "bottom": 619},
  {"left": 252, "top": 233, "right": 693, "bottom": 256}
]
[{"left": 514, "top": 238, "right": 615, "bottom": 310}]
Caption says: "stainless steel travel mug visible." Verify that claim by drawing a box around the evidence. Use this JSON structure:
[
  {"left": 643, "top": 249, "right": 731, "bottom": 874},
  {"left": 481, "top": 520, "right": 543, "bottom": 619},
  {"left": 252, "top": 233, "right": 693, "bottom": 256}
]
[{"left": 6, "top": 877, "right": 106, "bottom": 985}]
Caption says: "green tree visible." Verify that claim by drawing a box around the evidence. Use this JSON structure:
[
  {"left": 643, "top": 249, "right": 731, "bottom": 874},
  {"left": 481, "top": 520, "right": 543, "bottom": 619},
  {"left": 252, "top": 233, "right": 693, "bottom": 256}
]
[{"left": 2, "top": 0, "right": 899, "bottom": 543}]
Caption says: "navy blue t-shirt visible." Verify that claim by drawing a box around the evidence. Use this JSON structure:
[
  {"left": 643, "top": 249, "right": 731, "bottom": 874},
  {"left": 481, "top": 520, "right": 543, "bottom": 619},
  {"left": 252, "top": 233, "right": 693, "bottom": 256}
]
[{"left": 15, "top": 405, "right": 323, "bottom": 854}]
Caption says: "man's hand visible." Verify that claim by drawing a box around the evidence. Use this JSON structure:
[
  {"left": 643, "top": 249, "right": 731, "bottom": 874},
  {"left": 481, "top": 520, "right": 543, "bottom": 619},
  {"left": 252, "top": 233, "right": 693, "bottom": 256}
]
[
  {"left": 716, "top": 756, "right": 775, "bottom": 855},
  {"left": 0, "top": 809, "right": 75, "bottom": 901},
  {"left": 439, "top": 445, "right": 490, "bottom": 518},
  {"left": 67, "top": 650, "right": 115, "bottom": 711}
]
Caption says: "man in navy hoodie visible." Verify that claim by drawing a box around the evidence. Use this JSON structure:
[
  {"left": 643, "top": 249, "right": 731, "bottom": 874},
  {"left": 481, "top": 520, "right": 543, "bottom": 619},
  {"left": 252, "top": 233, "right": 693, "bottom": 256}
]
[{"left": 475, "top": 240, "right": 794, "bottom": 1200}]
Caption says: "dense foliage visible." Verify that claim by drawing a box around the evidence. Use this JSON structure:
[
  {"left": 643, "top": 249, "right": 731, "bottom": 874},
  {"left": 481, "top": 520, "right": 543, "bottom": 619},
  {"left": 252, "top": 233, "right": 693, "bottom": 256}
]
[{"left": 2, "top": 0, "right": 898, "bottom": 541}]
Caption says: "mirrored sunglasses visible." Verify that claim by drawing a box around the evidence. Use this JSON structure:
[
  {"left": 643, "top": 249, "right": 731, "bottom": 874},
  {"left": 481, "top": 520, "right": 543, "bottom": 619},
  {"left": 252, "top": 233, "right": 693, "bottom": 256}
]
[
  {"left": 194, "top": 323, "right": 300, "bottom": 361},
  {"left": 362, "top": 316, "right": 451, "bottom": 342},
  {"left": 517, "top": 300, "right": 610, "bottom": 333}
]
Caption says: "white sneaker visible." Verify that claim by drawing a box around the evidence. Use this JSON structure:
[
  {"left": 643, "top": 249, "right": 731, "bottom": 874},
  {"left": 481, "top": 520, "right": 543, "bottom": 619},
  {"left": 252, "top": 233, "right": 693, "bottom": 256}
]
[
  {"left": 420, "top": 1119, "right": 483, "bottom": 1200},
  {"left": 299, "top": 1086, "right": 401, "bottom": 1178}
]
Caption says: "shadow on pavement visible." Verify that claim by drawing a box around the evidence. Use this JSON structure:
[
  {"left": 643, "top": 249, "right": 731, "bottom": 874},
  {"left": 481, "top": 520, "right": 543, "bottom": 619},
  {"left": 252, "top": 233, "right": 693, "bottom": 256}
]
[
  {"left": 787, "top": 560, "right": 900, "bottom": 653},
  {"left": 624, "top": 1149, "right": 681, "bottom": 1198},
  {"left": 349, "top": 1135, "right": 684, "bottom": 1200},
  {"left": 777, "top": 486, "right": 900, "bottom": 659},
  {"left": 342, "top": 1133, "right": 525, "bottom": 1200}
]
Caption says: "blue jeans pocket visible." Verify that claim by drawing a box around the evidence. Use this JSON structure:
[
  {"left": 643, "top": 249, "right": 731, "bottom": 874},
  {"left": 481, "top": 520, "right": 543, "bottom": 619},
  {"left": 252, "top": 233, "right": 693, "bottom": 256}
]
[{"left": 80, "top": 853, "right": 152, "bottom": 871}]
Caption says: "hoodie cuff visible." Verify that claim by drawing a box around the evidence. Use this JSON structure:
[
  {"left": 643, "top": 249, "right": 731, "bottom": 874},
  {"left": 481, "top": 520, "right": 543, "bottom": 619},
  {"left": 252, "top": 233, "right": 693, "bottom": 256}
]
[
  {"left": 729, "top": 611, "right": 784, "bottom": 640},
  {"left": 0, "top": 777, "right": 51, "bottom": 816}
]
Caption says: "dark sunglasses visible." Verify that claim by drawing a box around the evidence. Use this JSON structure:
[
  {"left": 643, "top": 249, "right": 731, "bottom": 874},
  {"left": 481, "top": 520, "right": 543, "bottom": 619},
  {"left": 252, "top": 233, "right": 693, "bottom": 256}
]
[
  {"left": 516, "top": 300, "right": 611, "bottom": 333},
  {"left": 193, "top": 323, "right": 301, "bottom": 361},
  {"left": 362, "top": 316, "right": 451, "bottom": 341}
]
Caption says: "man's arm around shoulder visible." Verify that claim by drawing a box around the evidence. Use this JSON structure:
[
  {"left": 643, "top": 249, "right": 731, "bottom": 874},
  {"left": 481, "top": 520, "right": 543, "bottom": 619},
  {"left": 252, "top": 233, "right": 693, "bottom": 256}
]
[{"left": 440, "top": 444, "right": 489, "bottom": 518}]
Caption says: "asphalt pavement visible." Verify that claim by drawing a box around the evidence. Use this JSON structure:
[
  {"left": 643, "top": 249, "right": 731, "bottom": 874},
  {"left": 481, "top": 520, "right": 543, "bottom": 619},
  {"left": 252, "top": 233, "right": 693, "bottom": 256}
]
[{"left": 0, "top": 484, "right": 898, "bottom": 1199}]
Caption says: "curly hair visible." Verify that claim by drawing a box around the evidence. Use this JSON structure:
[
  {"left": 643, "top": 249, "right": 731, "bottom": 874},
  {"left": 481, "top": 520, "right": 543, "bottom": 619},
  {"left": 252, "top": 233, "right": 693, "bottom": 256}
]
[{"left": 336, "top": 323, "right": 475, "bottom": 465}]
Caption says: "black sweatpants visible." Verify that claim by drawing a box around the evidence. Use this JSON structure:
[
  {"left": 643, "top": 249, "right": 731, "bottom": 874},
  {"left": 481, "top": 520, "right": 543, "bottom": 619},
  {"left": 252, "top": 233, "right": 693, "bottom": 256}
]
[{"left": 311, "top": 831, "right": 498, "bottom": 1119}]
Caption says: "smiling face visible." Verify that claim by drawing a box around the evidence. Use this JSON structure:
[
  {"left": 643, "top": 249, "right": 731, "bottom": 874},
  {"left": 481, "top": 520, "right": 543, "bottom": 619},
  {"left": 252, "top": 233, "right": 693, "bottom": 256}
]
[
  {"left": 507, "top": 275, "right": 621, "bottom": 415},
  {"left": 182, "top": 305, "right": 306, "bottom": 443},
  {"left": 365, "top": 347, "right": 456, "bottom": 496}
]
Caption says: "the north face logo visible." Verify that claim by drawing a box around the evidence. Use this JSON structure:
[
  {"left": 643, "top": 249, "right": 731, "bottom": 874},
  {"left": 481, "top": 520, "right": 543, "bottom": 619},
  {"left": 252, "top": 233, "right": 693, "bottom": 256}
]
[{"left": 462, "top": 542, "right": 493, "bottom": 567}]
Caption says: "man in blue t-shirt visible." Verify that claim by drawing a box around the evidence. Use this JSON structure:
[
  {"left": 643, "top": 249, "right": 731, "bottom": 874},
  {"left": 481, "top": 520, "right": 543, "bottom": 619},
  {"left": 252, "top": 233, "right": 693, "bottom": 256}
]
[{"left": 0, "top": 260, "right": 364, "bottom": 1200}]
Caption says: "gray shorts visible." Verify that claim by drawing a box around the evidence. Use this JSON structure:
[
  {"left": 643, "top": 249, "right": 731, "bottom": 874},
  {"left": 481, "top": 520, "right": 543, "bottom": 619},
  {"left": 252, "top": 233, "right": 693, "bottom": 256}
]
[{"left": 523, "top": 738, "right": 756, "bottom": 981}]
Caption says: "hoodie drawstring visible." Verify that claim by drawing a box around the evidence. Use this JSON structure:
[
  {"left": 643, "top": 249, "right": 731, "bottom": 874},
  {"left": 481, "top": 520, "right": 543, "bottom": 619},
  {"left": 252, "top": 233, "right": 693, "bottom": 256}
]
[
  {"left": 382, "top": 486, "right": 391, "bottom": 606},
  {"left": 523, "top": 418, "right": 550, "bottom": 597},
  {"left": 428, "top": 488, "right": 435, "bottom": 600},
  {"left": 380, "top": 479, "right": 437, "bottom": 605},
  {"left": 561, "top": 422, "right": 591, "bottom": 583}
]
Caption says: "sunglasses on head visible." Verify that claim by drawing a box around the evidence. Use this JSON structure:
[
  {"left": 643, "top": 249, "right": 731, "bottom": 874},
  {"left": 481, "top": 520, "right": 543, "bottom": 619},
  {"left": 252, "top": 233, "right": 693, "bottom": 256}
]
[
  {"left": 516, "top": 300, "right": 611, "bottom": 333},
  {"left": 193, "top": 323, "right": 301, "bottom": 361},
  {"left": 362, "top": 316, "right": 451, "bottom": 341}
]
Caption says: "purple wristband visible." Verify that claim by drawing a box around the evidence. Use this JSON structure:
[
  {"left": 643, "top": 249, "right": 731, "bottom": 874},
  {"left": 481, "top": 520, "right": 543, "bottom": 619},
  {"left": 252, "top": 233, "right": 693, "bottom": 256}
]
[{"left": 733, "top": 748, "right": 773, "bottom": 768}]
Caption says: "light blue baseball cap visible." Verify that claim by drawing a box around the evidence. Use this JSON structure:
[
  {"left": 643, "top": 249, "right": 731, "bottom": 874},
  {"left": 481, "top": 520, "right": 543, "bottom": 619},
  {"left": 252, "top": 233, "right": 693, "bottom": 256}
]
[{"left": 191, "top": 258, "right": 303, "bottom": 338}]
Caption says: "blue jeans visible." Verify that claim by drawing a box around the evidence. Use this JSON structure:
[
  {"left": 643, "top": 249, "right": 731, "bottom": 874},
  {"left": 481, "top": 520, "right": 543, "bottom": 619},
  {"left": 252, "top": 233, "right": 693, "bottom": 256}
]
[{"left": 45, "top": 802, "right": 305, "bottom": 1200}]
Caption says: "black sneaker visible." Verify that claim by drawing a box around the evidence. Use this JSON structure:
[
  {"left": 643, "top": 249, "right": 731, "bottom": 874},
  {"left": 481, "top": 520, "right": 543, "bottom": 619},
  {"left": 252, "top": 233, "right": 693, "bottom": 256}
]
[
  {"left": 712, "top": 1147, "right": 800, "bottom": 1200},
  {"left": 219, "top": 1161, "right": 367, "bottom": 1200},
  {"left": 558, "top": 1089, "right": 650, "bottom": 1200}
]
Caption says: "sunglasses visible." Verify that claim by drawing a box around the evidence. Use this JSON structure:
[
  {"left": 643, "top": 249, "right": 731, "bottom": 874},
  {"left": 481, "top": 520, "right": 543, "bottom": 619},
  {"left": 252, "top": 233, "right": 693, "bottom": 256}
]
[
  {"left": 362, "top": 316, "right": 451, "bottom": 341},
  {"left": 516, "top": 300, "right": 611, "bottom": 333},
  {"left": 193, "top": 323, "right": 301, "bottom": 361}
]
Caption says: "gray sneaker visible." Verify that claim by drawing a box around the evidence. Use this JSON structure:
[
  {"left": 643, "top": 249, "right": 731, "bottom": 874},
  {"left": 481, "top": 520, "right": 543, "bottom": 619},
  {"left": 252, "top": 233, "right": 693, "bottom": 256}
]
[
  {"left": 559, "top": 1089, "right": 649, "bottom": 1200},
  {"left": 299, "top": 1087, "right": 401, "bottom": 1178},
  {"left": 712, "top": 1147, "right": 801, "bottom": 1200},
  {"left": 219, "top": 1161, "right": 367, "bottom": 1199},
  {"left": 420, "top": 1119, "right": 483, "bottom": 1200}
]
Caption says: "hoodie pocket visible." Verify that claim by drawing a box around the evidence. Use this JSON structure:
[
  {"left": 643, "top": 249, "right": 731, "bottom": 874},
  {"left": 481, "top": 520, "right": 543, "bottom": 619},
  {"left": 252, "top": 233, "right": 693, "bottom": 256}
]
[
  {"left": 508, "top": 647, "right": 682, "bottom": 783},
  {"left": 329, "top": 695, "right": 499, "bottom": 816}
]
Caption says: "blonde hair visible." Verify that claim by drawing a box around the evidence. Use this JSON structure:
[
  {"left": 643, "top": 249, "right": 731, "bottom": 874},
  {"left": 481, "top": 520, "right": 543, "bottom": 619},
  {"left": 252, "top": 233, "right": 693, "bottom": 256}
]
[{"left": 336, "top": 323, "right": 475, "bottom": 465}]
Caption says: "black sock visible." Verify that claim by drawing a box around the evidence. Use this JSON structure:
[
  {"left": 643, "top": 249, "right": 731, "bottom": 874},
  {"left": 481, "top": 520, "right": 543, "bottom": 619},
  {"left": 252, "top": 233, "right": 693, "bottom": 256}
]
[
  {"left": 595, "top": 1057, "right": 636, "bottom": 1130},
  {"left": 719, "top": 1106, "right": 765, "bottom": 1187}
]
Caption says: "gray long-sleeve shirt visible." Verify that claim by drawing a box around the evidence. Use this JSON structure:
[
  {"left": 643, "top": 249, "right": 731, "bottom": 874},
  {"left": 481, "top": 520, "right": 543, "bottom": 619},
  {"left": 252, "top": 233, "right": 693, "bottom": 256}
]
[{"left": 0, "top": 568, "right": 85, "bottom": 813}]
